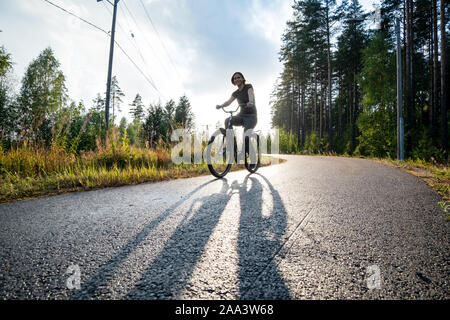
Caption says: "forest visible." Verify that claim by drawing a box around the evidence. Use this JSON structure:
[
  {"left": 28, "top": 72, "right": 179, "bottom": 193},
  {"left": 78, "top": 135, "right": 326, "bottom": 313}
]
[
  {"left": 0, "top": 0, "right": 449, "bottom": 202},
  {"left": 271, "top": 0, "right": 448, "bottom": 162},
  {"left": 0, "top": 46, "right": 195, "bottom": 153},
  {"left": 0, "top": 44, "right": 198, "bottom": 201}
]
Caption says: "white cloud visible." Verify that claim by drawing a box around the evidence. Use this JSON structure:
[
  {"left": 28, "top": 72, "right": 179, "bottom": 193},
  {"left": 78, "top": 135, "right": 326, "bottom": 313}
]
[
  {"left": 1, "top": 0, "right": 294, "bottom": 133},
  {"left": 248, "top": 0, "right": 292, "bottom": 46}
]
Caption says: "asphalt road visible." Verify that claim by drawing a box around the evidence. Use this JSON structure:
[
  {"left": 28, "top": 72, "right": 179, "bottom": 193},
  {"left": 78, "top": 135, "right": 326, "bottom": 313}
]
[{"left": 0, "top": 155, "right": 448, "bottom": 299}]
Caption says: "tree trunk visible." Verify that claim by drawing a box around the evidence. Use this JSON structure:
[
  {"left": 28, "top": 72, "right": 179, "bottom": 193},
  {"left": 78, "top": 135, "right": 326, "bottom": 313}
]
[
  {"left": 338, "top": 72, "right": 342, "bottom": 138},
  {"left": 429, "top": 26, "right": 434, "bottom": 127},
  {"left": 432, "top": 0, "right": 439, "bottom": 140},
  {"left": 302, "top": 84, "right": 305, "bottom": 146},
  {"left": 320, "top": 84, "right": 323, "bottom": 139},
  {"left": 352, "top": 71, "right": 358, "bottom": 151},
  {"left": 314, "top": 67, "right": 318, "bottom": 134},
  {"left": 440, "top": 0, "right": 448, "bottom": 158},
  {"left": 298, "top": 83, "right": 302, "bottom": 148},
  {"left": 291, "top": 82, "right": 294, "bottom": 134},
  {"left": 326, "top": 0, "right": 333, "bottom": 151},
  {"left": 405, "top": 0, "right": 415, "bottom": 156}
]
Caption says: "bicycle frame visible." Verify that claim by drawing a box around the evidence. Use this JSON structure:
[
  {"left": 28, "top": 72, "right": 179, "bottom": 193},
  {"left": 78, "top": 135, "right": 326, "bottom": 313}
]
[
  {"left": 218, "top": 104, "right": 259, "bottom": 164},
  {"left": 207, "top": 105, "right": 260, "bottom": 178},
  {"left": 220, "top": 105, "right": 241, "bottom": 129}
]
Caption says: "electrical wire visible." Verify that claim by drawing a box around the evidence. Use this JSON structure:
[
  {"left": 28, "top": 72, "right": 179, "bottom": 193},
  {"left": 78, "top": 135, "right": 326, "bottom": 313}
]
[
  {"left": 120, "top": 0, "right": 179, "bottom": 90},
  {"left": 41, "top": 0, "right": 165, "bottom": 100},
  {"left": 137, "top": 0, "right": 182, "bottom": 80},
  {"left": 102, "top": 0, "right": 158, "bottom": 92}
]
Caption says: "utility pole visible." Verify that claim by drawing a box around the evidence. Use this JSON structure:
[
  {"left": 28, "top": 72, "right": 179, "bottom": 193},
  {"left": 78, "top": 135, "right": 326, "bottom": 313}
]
[
  {"left": 395, "top": 18, "right": 404, "bottom": 161},
  {"left": 99, "top": 0, "right": 120, "bottom": 131}
]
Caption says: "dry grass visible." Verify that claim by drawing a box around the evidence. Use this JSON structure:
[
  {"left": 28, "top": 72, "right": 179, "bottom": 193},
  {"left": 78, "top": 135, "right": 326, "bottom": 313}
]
[
  {"left": 0, "top": 131, "right": 276, "bottom": 202},
  {"left": 371, "top": 158, "right": 449, "bottom": 201}
]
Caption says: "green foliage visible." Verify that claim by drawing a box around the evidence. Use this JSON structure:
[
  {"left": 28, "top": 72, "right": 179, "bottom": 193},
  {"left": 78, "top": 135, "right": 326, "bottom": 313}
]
[
  {"left": 357, "top": 32, "right": 396, "bottom": 109},
  {"left": 175, "top": 95, "right": 194, "bottom": 130},
  {"left": 355, "top": 31, "right": 397, "bottom": 158},
  {"left": 143, "top": 102, "right": 166, "bottom": 147},
  {"left": 410, "top": 128, "right": 443, "bottom": 162},
  {"left": 0, "top": 46, "right": 13, "bottom": 78},
  {"left": 355, "top": 108, "right": 396, "bottom": 158},
  {"left": 126, "top": 119, "right": 142, "bottom": 147},
  {"left": 304, "top": 132, "right": 320, "bottom": 154},
  {"left": 129, "top": 93, "right": 145, "bottom": 122},
  {"left": 142, "top": 96, "right": 194, "bottom": 147},
  {"left": 0, "top": 46, "right": 17, "bottom": 148},
  {"left": 17, "top": 47, "right": 68, "bottom": 145},
  {"left": 279, "top": 127, "right": 298, "bottom": 154}
]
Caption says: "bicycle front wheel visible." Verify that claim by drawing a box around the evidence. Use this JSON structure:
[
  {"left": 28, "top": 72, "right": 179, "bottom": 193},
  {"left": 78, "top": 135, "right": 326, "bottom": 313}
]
[{"left": 206, "top": 128, "right": 235, "bottom": 178}]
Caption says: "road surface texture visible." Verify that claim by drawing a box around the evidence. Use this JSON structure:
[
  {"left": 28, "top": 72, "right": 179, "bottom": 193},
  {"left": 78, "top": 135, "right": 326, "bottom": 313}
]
[{"left": 0, "top": 155, "right": 448, "bottom": 299}]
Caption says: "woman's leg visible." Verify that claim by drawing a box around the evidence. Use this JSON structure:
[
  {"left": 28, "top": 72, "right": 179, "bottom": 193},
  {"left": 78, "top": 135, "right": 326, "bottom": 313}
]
[
  {"left": 224, "top": 115, "right": 244, "bottom": 129},
  {"left": 242, "top": 116, "right": 257, "bottom": 154}
]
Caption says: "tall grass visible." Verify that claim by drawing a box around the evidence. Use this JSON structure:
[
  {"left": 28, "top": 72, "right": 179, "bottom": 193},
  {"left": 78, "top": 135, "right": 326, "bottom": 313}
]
[
  {"left": 0, "top": 125, "right": 196, "bottom": 201},
  {"left": 0, "top": 112, "right": 278, "bottom": 202}
]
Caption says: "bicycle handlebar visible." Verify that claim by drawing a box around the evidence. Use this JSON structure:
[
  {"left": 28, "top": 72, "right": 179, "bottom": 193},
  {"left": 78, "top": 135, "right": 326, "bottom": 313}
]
[{"left": 216, "top": 105, "right": 241, "bottom": 114}]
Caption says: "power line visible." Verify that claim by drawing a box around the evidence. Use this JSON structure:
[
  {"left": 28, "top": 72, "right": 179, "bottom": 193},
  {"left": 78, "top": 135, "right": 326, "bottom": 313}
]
[
  {"left": 120, "top": 0, "right": 177, "bottom": 88},
  {"left": 102, "top": 0, "right": 158, "bottom": 92},
  {"left": 42, "top": 0, "right": 109, "bottom": 34},
  {"left": 115, "top": 41, "right": 165, "bottom": 100},
  {"left": 116, "top": 2, "right": 157, "bottom": 83},
  {"left": 137, "top": 0, "right": 182, "bottom": 80},
  {"left": 120, "top": 1, "right": 167, "bottom": 69},
  {"left": 41, "top": 0, "right": 165, "bottom": 100}
]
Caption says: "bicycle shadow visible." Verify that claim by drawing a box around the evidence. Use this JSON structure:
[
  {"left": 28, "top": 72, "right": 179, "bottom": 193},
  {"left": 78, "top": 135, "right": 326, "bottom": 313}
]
[
  {"left": 124, "top": 178, "right": 232, "bottom": 299},
  {"left": 122, "top": 173, "right": 291, "bottom": 299},
  {"left": 236, "top": 174, "right": 291, "bottom": 299},
  {"left": 70, "top": 179, "right": 219, "bottom": 299},
  {"left": 71, "top": 172, "right": 291, "bottom": 299}
]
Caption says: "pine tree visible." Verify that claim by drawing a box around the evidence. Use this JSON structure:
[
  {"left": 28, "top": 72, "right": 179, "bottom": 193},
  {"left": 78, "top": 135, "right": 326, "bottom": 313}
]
[
  {"left": 129, "top": 93, "right": 145, "bottom": 122},
  {"left": 163, "top": 99, "right": 176, "bottom": 133},
  {"left": 109, "top": 75, "right": 124, "bottom": 125},
  {"left": 175, "top": 95, "right": 194, "bottom": 130},
  {"left": 0, "top": 46, "right": 15, "bottom": 144},
  {"left": 143, "top": 102, "right": 165, "bottom": 147}
]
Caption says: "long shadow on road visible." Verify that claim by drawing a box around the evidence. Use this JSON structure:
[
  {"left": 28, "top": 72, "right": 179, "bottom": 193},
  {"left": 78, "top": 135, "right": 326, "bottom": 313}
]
[
  {"left": 237, "top": 174, "right": 291, "bottom": 299},
  {"left": 125, "top": 179, "right": 232, "bottom": 299},
  {"left": 123, "top": 173, "right": 291, "bottom": 299},
  {"left": 71, "top": 179, "right": 218, "bottom": 299},
  {"left": 72, "top": 173, "right": 291, "bottom": 299}
]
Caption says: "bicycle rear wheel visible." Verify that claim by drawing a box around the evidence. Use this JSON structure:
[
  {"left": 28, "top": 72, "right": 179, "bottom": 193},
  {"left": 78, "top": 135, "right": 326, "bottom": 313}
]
[
  {"left": 206, "top": 128, "right": 235, "bottom": 178},
  {"left": 244, "top": 133, "right": 260, "bottom": 173}
]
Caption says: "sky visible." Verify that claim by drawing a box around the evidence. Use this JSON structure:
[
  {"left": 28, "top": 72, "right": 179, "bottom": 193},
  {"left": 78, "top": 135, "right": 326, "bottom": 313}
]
[{"left": 0, "top": 0, "right": 379, "bottom": 135}]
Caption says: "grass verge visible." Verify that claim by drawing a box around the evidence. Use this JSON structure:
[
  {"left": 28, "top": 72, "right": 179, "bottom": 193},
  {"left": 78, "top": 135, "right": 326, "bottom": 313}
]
[
  {"left": 0, "top": 156, "right": 282, "bottom": 203},
  {"left": 369, "top": 158, "right": 449, "bottom": 201},
  {"left": 371, "top": 157, "right": 449, "bottom": 220},
  {"left": 300, "top": 152, "right": 449, "bottom": 220}
]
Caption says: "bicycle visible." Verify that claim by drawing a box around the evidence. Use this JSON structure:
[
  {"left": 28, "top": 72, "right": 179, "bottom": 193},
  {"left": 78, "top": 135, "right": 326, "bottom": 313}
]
[{"left": 205, "top": 104, "right": 261, "bottom": 178}]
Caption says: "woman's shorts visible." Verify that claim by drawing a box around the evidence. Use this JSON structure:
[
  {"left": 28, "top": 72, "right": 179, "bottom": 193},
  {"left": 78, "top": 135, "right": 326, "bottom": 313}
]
[{"left": 224, "top": 114, "right": 257, "bottom": 131}]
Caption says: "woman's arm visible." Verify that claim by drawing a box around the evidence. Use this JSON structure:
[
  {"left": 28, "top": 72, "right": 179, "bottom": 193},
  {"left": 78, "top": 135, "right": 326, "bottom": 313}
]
[
  {"left": 218, "top": 95, "right": 236, "bottom": 108},
  {"left": 246, "top": 87, "right": 255, "bottom": 108}
]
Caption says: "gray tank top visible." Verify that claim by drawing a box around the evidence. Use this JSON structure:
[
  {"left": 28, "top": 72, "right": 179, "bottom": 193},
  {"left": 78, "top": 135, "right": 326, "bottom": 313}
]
[{"left": 232, "top": 84, "right": 257, "bottom": 115}]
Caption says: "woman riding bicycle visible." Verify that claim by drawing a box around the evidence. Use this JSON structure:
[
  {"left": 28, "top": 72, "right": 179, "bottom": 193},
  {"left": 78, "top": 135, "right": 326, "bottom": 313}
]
[
  {"left": 207, "top": 72, "right": 260, "bottom": 177},
  {"left": 216, "top": 72, "right": 257, "bottom": 131}
]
